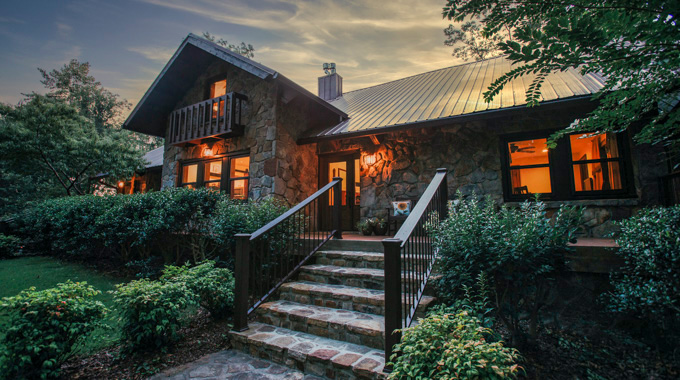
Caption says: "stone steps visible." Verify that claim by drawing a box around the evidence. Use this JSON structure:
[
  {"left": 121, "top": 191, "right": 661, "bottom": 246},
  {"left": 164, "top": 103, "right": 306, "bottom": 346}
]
[
  {"left": 315, "top": 250, "right": 385, "bottom": 269},
  {"left": 278, "top": 281, "right": 436, "bottom": 317},
  {"left": 231, "top": 322, "right": 386, "bottom": 379},
  {"left": 299, "top": 264, "right": 385, "bottom": 290},
  {"left": 255, "top": 300, "right": 385, "bottom": 350}
]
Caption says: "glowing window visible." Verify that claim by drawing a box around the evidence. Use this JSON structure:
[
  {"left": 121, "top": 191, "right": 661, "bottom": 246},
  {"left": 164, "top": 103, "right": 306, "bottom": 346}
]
[
  {"left": 203, "top": 160, "right": 222, "bottom": 189},
  {"left": 507, "top": 138, "right": 552, "bottom": 195},
  {"left": 229, "top": 156, "right": 250, "bottom": 200},
  {"left": 210, "top": 79, "right": 227, "bottom": 119},
  {"left": 570, "top": 133, "right": 623, "bottom": 192},
  {"left": 181, "top": 164, "right": 198, "bottom": 188}
]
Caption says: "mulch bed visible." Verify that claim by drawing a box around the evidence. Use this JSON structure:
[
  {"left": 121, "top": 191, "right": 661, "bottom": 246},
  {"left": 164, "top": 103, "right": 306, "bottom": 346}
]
[{"left": 61, "top": 309, "right": 233, "bottom": 379}]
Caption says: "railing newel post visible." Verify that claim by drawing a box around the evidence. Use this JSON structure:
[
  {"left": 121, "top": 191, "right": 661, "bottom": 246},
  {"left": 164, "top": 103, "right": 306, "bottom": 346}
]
[
  {"left": 332, "top": 177, "right": 343, "bottom": 239},
  {"left": 382, "top": 238, "right": 403, "bottom": 373},
  {"left": 437, "top": 168, "right": 449, "bottom": 220},
  {"left": 233, "top": 233, "right": 251, "bottom": 332}
]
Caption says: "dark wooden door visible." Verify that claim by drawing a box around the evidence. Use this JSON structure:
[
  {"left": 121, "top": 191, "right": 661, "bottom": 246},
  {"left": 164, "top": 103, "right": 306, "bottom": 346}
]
[{"left": 320, "top": 153, "right": 361, "bottom": 231}]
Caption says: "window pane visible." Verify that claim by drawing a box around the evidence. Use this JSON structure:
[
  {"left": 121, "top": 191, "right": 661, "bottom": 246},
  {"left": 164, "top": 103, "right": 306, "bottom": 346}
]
[
  {"left": 329, "top": 161, "right": 347, "bottom": 206},
  {"left": 204, "top": 160, "right": 222, "bottom": 182},
  {"left": 355, "top": 158, "right": 361, "bottom": 206},
  {"left": 230, "top": 179, "right": 248, "bottom": 200},
  {"left": 210, "top": 80, "right": 227, "bottom": 98},
  {"left": 182, "top": 164, "right": 198, "bottom": 184},
  {"left": 508, "top": 139, "right": 550, "bottom": 166},
  {"left": 230, "top": 156, "right": 250, "bottom": 178},
  {"left": 570, "top": 133, "right": 619, "bottom": 161},
  {"left": 205, "top": 181, "right": 221, "bottom": 190},
  {"left": 183, "top": 184, "right": 196, "bottom": 189},
  {"left": 510, "top": 167, "right": 552, "bottom": 195},
  {"left": 573, "top": 162, "right": 622, "bottom": 191}
]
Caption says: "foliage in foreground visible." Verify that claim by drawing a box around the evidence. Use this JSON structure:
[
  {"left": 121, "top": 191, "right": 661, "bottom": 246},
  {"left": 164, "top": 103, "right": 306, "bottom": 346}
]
[
  {"left": 442, "top": 1, "right": 680, "bottom": 159},
  {"left": 0, "top": 281, "right": 107, "bottom": 379},
  {"left": 388, "top": 306, "right": 522, "bottom": 379},
  {"left": 112, "top": 278, "right": 194, "bottom": 353},
  {"left": 161, "top": 261, "right": 235, "bottom": 319},
  {"left": 16, "top": 189, "right": 288, "bottom": 265},
  {"left": 434, "top": 194, "right": 582, "bottom": 345},
  {"left": 606, "top": 206, "right": 680, "bottom": 341}
]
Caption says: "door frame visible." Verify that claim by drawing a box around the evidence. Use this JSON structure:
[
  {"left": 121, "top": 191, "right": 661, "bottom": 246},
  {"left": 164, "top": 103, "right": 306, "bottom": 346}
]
[{"left": 319, "top": 151, "right": 361, "bottom": 231}]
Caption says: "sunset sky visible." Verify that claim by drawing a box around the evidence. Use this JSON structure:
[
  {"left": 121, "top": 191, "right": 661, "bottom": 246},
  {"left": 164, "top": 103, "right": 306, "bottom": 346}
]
[{"left": 0, "top": 0, "right": 461, "bottom": 112}]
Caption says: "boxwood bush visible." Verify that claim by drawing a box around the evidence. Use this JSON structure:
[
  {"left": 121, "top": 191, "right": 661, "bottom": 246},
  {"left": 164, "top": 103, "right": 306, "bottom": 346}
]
[
  {"left": 388, "top": 306, "right": 522, "bottom": 379},
  {"left": 434, "top": 194, "right": 581, "bottom": 345},
  {"left": 0, "top": 281, "right": 107, "bottom": 379},
  {"left": 161, "top": 261, "right": 235, "bottom": 319},
  {"left": 606, "top": 206, "right": 680, "bottom": 340}
]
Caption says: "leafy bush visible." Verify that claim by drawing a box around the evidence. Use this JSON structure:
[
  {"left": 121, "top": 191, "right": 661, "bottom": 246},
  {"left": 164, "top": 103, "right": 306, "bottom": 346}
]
[
  {"left": 0, "top": 233, "right": 21, "bottom": 258},
  {"left": 16, "top": 190, "right": 287, "bottom": 266},
  {"left": 606, "top": 206, "right": 680, "bottom": 338},
  {"left": 161, "top": 261, "right": 235, "bottom": 319},
  {"left": 388, "top": 306, "right": 522, "bottom": 379},
  {"left": 0, "top": 281, "right": 107, "bottom": 379},
  {"left": 112, "top": 278, "right": 195, "bottom": 353},
  {"left": 434, "top": 194, "right": 582, "bottom": 345}
]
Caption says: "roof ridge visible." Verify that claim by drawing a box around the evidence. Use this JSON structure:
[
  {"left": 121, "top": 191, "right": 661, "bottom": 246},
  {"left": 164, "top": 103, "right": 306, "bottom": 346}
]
[{"left": 333, "top": 55, "right": 508, "bottom": 99}]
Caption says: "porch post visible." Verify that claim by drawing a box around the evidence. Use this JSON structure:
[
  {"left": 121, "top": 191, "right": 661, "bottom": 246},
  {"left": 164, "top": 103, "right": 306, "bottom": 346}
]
[
  {"left": 232, "top": 233, "right": 251, "bottom": 332},
  {"left": 382, "top": 237, "right": 403, "bottom": 372},
  {"left": 332, "top": 176, "right": 343, "bottom": 239}
]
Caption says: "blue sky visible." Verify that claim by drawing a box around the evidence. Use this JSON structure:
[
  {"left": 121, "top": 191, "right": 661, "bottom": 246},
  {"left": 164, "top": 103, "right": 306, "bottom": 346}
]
[{"left": 0, "top": 0, "right": 459, "bottom": 113}]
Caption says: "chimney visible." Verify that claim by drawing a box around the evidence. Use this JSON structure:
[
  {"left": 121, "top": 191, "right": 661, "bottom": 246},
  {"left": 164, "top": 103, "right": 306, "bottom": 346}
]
[{"left": 318, "top": 63, "right": 343, "bottom": 101}]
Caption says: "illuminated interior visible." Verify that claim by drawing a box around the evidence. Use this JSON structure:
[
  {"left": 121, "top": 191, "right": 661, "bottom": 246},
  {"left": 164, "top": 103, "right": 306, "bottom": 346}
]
[
  {"left": 354, "top": 158, "right": 360, "bottom": 206},
  {"left": 203, "top": 160, "right": 222, "bottom": 189},
  {"left": 570, "top": 133, "right": 622, "bottom": 191},
  {"left": 182, "top": 164, "right": 198, "bottom": 186},
  {"left": 328, "top": 161, "right": 347, "bottom": 206},
  {"left": 507, "top": 138, "right": 552, "bottom": 195},
  {"left": 229, "top": 156, "right": 250, "bottom": 199},
  {"left": 210, "top": 79, "right": 227, "bottom": 118}
]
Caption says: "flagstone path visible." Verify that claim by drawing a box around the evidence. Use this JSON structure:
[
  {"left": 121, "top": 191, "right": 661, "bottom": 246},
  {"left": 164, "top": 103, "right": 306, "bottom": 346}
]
[{"left": 149, "top": 350, "right": 323, "bottom": 380}]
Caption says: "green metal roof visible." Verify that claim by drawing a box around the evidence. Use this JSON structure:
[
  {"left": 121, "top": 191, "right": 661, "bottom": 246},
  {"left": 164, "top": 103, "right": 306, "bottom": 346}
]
[{"left": 310, "top": 56, "right": 605, "bottom": 139}]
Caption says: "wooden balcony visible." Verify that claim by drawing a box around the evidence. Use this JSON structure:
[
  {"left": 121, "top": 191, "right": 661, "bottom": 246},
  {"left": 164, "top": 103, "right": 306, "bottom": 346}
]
[{"left": 168, "top": 92, "right": 247, "bottom": 146}]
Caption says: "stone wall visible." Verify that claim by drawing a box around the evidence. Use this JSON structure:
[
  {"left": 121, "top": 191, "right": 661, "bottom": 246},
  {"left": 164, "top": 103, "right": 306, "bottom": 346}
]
[{"left": 317, "top": 104, "right": 665, "bottom": 237}]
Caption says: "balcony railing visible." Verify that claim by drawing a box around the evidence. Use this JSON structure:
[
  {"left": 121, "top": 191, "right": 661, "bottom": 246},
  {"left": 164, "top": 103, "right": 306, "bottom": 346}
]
[{"left": 167, "top": 92, "right": 247, "bottom": 146}]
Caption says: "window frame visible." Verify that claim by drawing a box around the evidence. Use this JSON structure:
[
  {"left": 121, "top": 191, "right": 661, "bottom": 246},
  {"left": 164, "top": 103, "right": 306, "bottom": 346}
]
[
  {"left": 500, "top": 130, "right": 635, "bottom": 202},
  {"left": 178, "top": 151, "right": 250, "bottom": 199},
  {"left": 205, "top": 75, "right": 228, "bottom": 100}
]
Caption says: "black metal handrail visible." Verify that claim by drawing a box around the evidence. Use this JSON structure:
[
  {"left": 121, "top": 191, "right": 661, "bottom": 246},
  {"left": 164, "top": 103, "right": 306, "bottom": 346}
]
[
  {"left": 382, "top": 168, "right": 448, "bottom": 367},
  {"left": 232, "top": 177, "right": 343, "bottom": 332}
]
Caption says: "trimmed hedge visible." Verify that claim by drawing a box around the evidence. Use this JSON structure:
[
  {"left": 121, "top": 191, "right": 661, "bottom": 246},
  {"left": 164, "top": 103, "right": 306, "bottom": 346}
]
[{"left": 16, "top": 189, "right": 287, "bottom": 265}]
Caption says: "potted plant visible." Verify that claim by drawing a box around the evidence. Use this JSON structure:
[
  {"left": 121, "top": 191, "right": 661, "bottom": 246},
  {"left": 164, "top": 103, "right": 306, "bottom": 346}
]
[
  {"left": 372, "top": 217, "right": 388, "bottom": 235},
  {"left": 356, "top": 219, "right": 374, "bottom": 236}
]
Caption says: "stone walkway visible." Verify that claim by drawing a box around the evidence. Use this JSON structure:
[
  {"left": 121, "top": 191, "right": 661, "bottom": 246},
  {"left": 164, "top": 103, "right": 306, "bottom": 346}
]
[{"left": 149, "top": 350, "right": 324, "bottom": 380}]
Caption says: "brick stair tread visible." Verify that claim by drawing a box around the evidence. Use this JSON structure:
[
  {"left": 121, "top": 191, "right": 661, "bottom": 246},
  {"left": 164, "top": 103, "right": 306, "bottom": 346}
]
[
  {"left": 280, "top": 281, "right": 436, "bottom": 311},
  {"left": 231, "top": 322, "right": 386, "bottom": 379},
  {"left": 257, "top": 300, "right": 385, "bottom": 336}
]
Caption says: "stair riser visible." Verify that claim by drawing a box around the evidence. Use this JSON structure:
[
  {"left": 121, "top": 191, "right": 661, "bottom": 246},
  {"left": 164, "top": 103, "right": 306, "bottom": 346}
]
[
  {"left": 278, "top": 289, "right": 434, "bottom": 319},
  {"left": 299, "top": 271, "right": 385, "bottom": 290},
  {"left": 255, "top": 310, "right": 385, "bottom": 350},
  {"left": 315, "top": 255, "right": 384, "bottom": 270},
  {"left": 230, "top": 333, "right": 386, "bottom": 379}
]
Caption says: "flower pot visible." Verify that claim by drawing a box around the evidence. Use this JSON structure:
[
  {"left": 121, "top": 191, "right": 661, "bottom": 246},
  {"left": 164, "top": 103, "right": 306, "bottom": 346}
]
[
  {"left": 373, "top": 223, "right": 388, "bottom": 236},
  {"left": 360, "top": 227, "right": 373, "bottom": 236}
]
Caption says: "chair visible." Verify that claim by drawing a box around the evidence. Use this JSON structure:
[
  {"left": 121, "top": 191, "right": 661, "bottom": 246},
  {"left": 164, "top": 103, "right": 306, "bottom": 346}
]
[{"left": 386, "top": 197, "right": 419, "bottom": 235}]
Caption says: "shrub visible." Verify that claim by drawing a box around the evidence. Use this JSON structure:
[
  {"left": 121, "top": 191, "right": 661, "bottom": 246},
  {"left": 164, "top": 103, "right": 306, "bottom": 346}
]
[
  {"left": 161, "top": 261, "right": 235, "bottom": 319},
  {"left": 388, "top": 306, "right": 522, "bottom": 379},
  {"left": 0, "top": 233, "right": 21, "bottom": 258},
  {"left": 435, "top": 193, "right": 582, "bottom": 345},
  {"left": 112, "top": 278, "right": 195, "bottom": 353},
  {"left": 606, "top": 206, "right": 680, "bottom": 338},
  {"left": 0, "top": 281, "right": 107, "bottom": 379}
]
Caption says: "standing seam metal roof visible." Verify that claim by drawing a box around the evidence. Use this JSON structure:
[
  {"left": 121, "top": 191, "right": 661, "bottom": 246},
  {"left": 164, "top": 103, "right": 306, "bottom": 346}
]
[{"left": 312, "top": 56, "right": 605, "bottom": 138}]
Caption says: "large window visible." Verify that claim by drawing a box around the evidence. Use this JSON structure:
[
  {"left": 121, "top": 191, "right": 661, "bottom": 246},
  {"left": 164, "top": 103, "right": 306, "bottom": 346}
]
[
  {"left": 502, "top": 132, "right": 633, "bottom": 201},
  {"left": 179, "top": 154, "right": 250, "bottom": 199}
]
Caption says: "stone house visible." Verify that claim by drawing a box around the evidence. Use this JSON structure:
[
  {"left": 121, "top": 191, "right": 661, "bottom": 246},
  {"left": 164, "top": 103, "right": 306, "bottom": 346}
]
[{"left": 124, "top": 34, "right": 669, "bottom": 237}]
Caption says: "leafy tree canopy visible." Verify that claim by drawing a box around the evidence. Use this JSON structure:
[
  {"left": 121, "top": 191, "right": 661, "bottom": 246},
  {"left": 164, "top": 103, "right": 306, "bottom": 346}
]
[
  {"left": 202, "top": 32, "right": 255, "bottom": 59},
  {"left": 443, "top": 0, "right": 680, "bottom": 158},
  {"left": 444, "top": 20, "right": 509, "bottom": 61}
]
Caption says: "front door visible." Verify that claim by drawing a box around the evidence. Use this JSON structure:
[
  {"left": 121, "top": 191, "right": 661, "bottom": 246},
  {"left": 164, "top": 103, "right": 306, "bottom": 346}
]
[{"left": 320, "top": 153, "right": 361, "bottom": 231}]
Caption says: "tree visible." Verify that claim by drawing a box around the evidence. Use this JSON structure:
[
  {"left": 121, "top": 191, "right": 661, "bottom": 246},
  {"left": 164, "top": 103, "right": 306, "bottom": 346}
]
[
  {"left": 444, "top": 20, "right": 508, "bottom": 61},
  {"left": 202, "top": 32, "right": 255, "bottom": 59},
  {"left": 443, "top": 0, "right": 680, "bottom": 159},
  {"left": 0, "top": 95, "right": 143, "bottom": 199}
]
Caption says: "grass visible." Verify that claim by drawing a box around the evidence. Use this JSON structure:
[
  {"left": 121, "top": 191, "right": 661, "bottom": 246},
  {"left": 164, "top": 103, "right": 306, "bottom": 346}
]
[{"left": 0, "top": 256, "right": 126, "bottom": 353}]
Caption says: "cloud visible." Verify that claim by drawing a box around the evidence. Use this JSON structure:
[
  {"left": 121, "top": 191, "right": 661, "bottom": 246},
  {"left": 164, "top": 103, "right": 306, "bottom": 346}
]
[
  {"left": 138, "top": 0, "right": 458, "bottom": 94},
  {"left": 127, "top": 46, "right": 176, "bottom": 63},
  {"left": 0, "top": 17, "right": 25, "bottom": 24},
  {"left": 56, "top": 22, "right": 72, "bottom": 38}
]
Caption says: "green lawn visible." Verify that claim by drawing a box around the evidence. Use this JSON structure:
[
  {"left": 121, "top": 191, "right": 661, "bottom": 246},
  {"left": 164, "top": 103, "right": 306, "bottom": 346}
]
[{"left": 0, "top": 256, "right": 126, "bottom": 353}]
